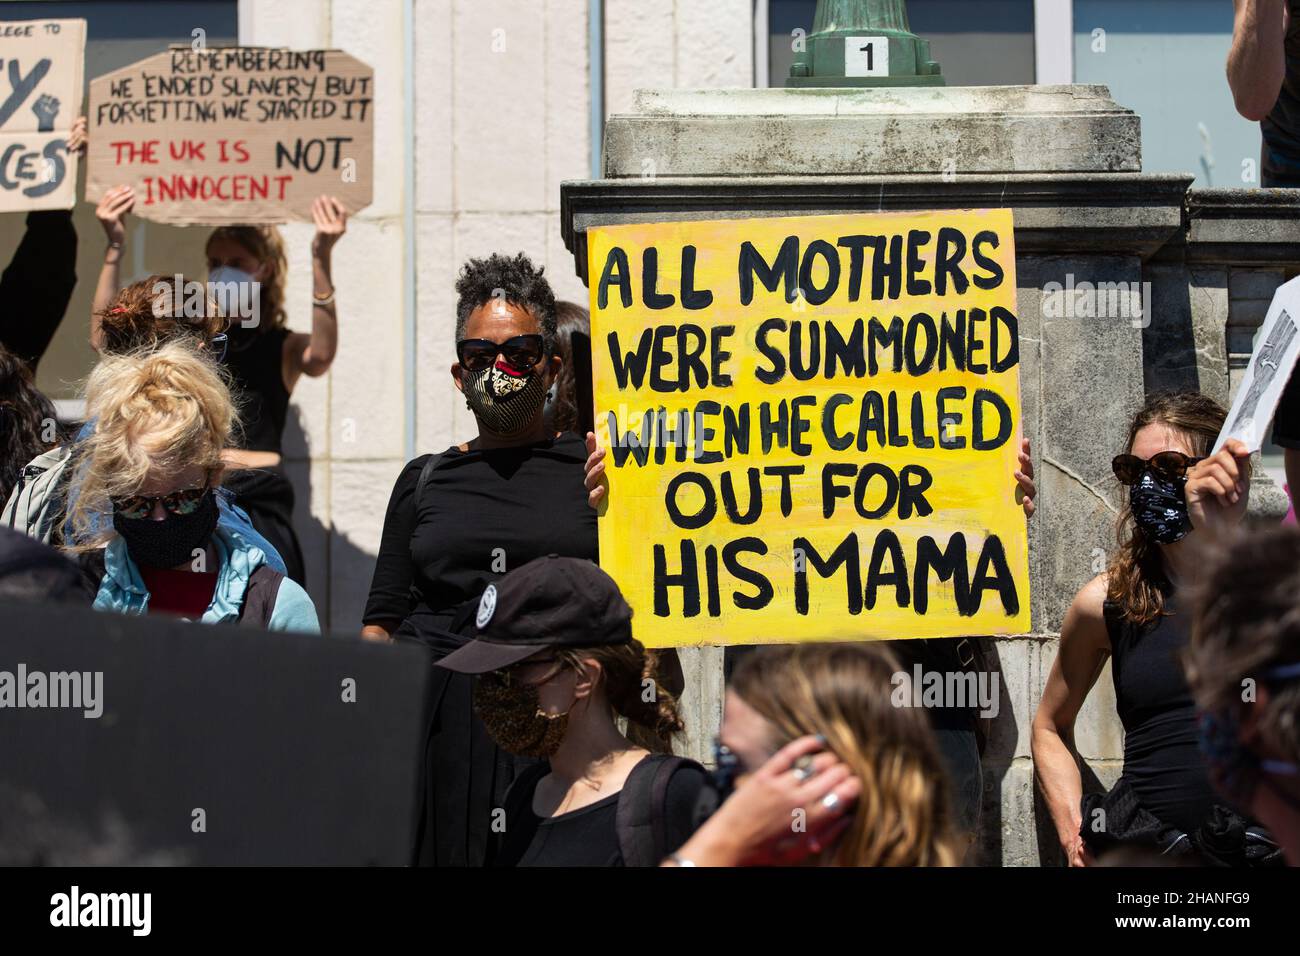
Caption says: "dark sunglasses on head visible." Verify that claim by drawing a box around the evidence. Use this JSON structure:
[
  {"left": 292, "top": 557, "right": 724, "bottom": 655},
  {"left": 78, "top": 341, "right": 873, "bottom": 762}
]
[
  {"left": 112, "top": 484, "right": 212, "bottom": 521},
  {"left": 456, "top": 334, "right": 545, "bottom": 373},
  {"left": 1111, "top": 451, "right": 1204, "bottom": 486}
]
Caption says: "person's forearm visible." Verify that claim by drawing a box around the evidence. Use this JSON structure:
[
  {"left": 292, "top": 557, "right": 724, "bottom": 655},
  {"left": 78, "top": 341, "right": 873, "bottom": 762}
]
[
  {"left": 1229, "top": 0, "right": 1287, "bottom": 120},
  {"left": 1032, "top": 723, "right": 1086, "bottom": 848},
  {"left": 90, "top": 245, "right": 123, "bottom": 352},
  {"left": 303, "top": 251, "right": 338, "bottom": 372}
]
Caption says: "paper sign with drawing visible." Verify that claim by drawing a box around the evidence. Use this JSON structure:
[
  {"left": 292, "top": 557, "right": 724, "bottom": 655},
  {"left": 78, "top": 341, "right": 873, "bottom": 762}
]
[
  {"left": 0, "top": 18, "right": 86, "bottom": 213},
  {"left": 1214, "top": 275, "right": 1300, "bottom": 454}
]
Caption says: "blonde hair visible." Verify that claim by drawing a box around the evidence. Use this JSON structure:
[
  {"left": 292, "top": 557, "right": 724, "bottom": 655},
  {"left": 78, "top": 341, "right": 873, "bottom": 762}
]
[
  {"left": 730, "top": 643, "right": 961, "bottom": 867},
  {"left": 205, "top": 225, "right": 288, "bottom": 332},
  {"left": 66, "top": 342, "right": 236, "bottom": 548}
]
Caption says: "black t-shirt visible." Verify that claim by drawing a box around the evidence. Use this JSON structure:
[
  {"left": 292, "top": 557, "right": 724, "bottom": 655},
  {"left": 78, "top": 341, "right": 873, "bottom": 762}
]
[
  {"left": 496, "top": 759, "right": 710, "bottom": 867},
  {"left": 1262, "top": 0, "right": 1300, "bottom": 187},
  {"left": 1103, "top": 593, "right": 1218, "bottom": 834},
  {"left": 363, "top": 432, "right": 597, "bottom": 634},
  {"left": 222, "top": 327, "right": 290, "bottom": 454}
]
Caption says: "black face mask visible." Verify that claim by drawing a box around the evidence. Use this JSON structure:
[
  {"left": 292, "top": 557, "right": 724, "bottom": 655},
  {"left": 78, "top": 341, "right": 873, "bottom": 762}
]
[
  {"left": 112, "top": 491, "right": 220, "bottom": 569},
  {"left": 1129, "top": 469, "right": 1192, "bottom": 544}
]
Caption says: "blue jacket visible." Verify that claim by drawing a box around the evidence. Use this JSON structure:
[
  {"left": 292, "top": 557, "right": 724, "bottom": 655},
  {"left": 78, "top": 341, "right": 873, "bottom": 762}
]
[
  {"left": 92, "top": 524, "right": 319, "bottom": 633},
  {"left": 70, "top": 421, "right": 288, "bottom": 575}
]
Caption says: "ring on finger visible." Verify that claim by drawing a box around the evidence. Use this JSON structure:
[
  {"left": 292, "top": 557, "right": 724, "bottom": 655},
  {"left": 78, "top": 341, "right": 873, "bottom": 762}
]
[
  {"left": 821, "top": 792, "right": 841, "bottom": 812},
  {"left": 792, "top": 755, "right": 816, "bottom": 781}
]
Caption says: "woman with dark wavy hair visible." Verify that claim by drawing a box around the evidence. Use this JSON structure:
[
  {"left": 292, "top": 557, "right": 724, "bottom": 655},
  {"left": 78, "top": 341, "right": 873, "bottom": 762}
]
[
  {"left": 1032, "top": 391, "right": 1263, "bottom": 866},
  {"left": 0, "top": 343, "right": 66, "bottom": 506}
]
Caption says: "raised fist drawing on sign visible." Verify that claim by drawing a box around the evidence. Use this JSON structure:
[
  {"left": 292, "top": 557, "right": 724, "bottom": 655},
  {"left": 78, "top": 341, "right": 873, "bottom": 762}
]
[{"left": 31, "top": 93, "right": 59, "bottom": 132}]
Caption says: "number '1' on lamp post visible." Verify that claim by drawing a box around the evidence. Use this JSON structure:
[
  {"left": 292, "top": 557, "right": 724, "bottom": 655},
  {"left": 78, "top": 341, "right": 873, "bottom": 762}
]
[{"left": 788, "top": 0, "right": 945, "bottom": 87}]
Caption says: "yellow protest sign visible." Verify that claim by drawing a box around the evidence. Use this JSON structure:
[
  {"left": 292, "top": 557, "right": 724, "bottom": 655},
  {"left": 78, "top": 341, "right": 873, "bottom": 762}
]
[{"left": 588, "top": 209, "right": 1030, "bottom": 648}]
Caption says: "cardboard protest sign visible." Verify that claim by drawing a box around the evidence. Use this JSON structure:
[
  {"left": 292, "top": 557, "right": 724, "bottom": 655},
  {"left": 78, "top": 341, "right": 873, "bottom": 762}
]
[
  {"left": 589, "top": 210, "right": 1030, "bottom": 648},
  {"left": 87, "top": 47, "right": 373, "bottom": 224},
  {"left": 0, "top": 18, "right": 85, "bottom": 213},
  {"left": 1214, "top": 275, "right": 1300, "bottom": 453}
]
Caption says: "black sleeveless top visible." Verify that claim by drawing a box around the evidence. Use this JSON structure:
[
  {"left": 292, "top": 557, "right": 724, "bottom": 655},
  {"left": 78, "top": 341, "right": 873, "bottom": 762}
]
[
  {"left": 1103, "top": 591, "right": 1218, "bottom": 834},
  {"left": 223, "top": 327, "right": 290, "bottom": 454},
  {"left": 1262, "top": 0, "right": 1300, "bottom": 186}
]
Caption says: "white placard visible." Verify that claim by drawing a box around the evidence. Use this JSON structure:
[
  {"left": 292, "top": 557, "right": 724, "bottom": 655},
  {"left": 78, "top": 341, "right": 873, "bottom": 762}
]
[
  {"left": 1214, "top": 275, "right": 1300, "bottom": 453},
  {"left": 844, "top": 36, "right": 889, "bottom": 78}
]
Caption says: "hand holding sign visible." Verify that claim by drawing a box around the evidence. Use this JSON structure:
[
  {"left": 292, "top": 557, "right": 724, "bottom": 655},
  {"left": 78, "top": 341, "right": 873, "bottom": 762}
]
[
  {"left": 67, "top": 115, "right": 85, "bottom": 154},
  {"left": 1015, "top": 438, "right": 1036, "bottom": 519},
  {"left": 1186, "top": 438, "right": 1251, "bottom": 532},
  {"left": 584, "top": 431, "right": 609, "bottom": 510}
]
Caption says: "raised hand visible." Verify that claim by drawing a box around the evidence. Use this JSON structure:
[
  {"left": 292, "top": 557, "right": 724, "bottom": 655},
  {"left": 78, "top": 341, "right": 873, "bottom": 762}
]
[
  {"left": 311, "top": 195, "right": 348, "bottom": 258},
  {"left": 96, "top": 185, "right": 135, "bottom": 247}
]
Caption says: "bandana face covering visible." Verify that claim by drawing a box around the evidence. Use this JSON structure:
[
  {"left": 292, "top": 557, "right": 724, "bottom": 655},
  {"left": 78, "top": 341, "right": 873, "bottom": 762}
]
[
  {"left": 462, "top": 361, "right": 546, "bottom": 437},
  {"left": 472, "top": 673, "right": 571, "bottom": 758},
  {"left": 1129, "top": 469, "right": 1192, "bottom": 544},
  {"left": 112, "top": 489, "right": 219, "bottom": 569}
]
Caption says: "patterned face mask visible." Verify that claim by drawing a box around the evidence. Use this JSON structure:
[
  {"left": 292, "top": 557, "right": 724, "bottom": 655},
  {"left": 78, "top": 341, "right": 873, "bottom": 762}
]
[
  {"left": 472, "top": 672, "right": 571, "bottom": 758},
  {"left": 462, "top": 361, "right": 546, "bottom": 437},
  {"left": 1129, "top": 469, "right": 1192, "bottom": 544}
]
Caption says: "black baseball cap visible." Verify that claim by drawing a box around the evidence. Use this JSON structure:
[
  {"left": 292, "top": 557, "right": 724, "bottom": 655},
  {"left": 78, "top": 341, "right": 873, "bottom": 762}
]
[{"left": 434, "top": 555, "right": 633, "bottom": 674}]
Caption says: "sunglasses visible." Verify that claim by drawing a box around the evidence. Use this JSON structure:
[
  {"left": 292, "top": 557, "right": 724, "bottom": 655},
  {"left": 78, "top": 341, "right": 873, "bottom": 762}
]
[
  {"left": 112, "top": 484, "right": 212, "bottom": 520},
  {"left": 489, "top": 656, "right": 562, "bottom": 690},
  {"left": 456, "top": 334, "right": 546, "bottom": 374},
  {"left": 1111, "top": 451, "right": 1204, "bottom": 486},
  {"left": 209, "top": 332, "right": 228, "bottom": 362}
]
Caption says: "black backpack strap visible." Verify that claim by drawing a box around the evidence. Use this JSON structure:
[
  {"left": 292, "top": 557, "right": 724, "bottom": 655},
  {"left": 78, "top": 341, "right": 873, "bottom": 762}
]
[
  {"left": 616, "top": 754, "right": 703, "bottom": 867},
  {"left": 414, "top": 452, "right": 444, "bottom": 510},
  {"left": 239, "top": 564, "right": 284, "bottom": 628}
]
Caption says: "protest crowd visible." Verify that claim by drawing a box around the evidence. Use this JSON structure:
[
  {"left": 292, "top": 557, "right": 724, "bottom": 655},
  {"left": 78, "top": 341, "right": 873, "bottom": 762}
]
[{"left": 1, "top": 4, "right": 1300, "bottom": 874}]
